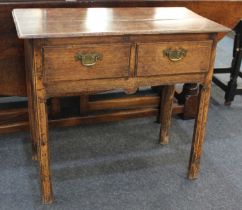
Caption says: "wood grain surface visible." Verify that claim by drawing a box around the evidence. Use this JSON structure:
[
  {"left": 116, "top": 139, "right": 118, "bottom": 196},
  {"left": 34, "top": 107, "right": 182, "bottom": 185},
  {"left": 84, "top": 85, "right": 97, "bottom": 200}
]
[{"left": 12, "top": 7, "right": 229, "bottom": 39}]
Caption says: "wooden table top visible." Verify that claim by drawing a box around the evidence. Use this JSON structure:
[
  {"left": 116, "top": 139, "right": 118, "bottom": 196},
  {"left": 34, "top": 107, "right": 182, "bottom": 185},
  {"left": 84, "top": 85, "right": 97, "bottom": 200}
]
[{"left": 12, "top": 7, "right": 229, "bottom": 39}]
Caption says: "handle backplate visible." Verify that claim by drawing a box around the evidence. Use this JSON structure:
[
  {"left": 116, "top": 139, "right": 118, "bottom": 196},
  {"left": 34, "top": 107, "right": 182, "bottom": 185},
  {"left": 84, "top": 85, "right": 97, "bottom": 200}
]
[
  {"left": 75, "top": 52, "right": 102, "bottom": 67},
  {"left": 163, "top": 48, "right": 187, "bottom": 62}
]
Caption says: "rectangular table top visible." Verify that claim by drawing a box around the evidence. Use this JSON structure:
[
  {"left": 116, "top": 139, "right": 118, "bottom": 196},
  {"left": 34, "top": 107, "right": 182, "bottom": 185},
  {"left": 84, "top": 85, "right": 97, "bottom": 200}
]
[{"left": 12, "top": 7, "right": 229, "bottom": 39}]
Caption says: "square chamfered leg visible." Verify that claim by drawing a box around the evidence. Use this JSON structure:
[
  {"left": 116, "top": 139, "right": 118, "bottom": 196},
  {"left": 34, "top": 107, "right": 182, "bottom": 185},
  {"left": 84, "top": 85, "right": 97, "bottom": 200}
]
[
  {"left": 34, "top": 94, "right": 53, "bottom": 204},
  {"left": 25, "top": 40, "right": 53, "bottom": 204},
  {"left": 187, "top": 40, "right": 217, "bottom": 179},
  {"left": 187, "top": 84, "right": 211, "bottom": 179},
  {"left": 159, "top": 85, "right": 175, "bottom": 144}
]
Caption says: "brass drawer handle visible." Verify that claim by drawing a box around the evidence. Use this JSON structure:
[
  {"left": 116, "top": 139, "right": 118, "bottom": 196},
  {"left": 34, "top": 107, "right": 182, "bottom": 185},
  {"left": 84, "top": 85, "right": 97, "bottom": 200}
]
[
  {"left": 75, "top": 52, "right": 102, "bottom": 67},
  {"left": 163, "top": 48, "right": 187, "bottom": 62}
]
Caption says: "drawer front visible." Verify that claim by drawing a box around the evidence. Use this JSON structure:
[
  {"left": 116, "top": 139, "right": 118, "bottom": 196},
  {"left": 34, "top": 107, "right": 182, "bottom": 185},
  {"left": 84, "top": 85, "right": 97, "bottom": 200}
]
[
  {"left": 137, "top": 41, "right": 212, "bottom": 76},
  {"left": 43, "top": 44, "right": 131, "bottom": 82}
]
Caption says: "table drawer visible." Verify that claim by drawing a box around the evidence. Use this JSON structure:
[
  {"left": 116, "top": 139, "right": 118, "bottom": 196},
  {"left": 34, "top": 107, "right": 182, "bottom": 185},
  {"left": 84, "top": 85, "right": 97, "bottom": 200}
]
[
  {"left": 136, "top": 41, "right": 212, "bottom": 77},
  {"left": 43, "top": 44, "right": 131, "bottom": 82}
]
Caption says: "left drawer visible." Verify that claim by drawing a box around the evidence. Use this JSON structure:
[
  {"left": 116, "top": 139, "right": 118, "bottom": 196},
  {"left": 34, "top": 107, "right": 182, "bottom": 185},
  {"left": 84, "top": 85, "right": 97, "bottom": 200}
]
[{"left": 43, "top": 44, "right": 132, "bottom": 82}]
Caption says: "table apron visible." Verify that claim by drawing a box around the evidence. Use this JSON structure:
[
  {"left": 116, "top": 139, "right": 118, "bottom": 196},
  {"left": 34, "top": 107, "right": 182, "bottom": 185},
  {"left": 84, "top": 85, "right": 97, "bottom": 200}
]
[{"left": 44, "top": 73, "right": 206, "bottom": 97}]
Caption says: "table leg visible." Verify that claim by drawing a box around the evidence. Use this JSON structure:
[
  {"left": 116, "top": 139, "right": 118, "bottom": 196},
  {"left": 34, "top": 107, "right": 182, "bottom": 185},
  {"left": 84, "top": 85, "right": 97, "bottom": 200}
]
[
  {"left": 34, "top": 95, "right": 53, "bottom": 204},
  {"left": 187, "top": 36, "right": 217, "bottom": 179},
  {"left": 159, "top": 85, "right": 175, "bottom": 144},
  {"left": 25, "top": 39, "right": 53, "bottom": 203},
  {"left": 187, "top": 84, "right": 211, "bottom": 179}
]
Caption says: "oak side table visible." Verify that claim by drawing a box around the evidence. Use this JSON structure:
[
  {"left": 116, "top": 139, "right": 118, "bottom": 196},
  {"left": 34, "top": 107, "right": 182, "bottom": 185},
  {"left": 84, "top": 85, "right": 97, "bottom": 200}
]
[{"left": 12, "top": 7, "right": 229, "bottom": 204}]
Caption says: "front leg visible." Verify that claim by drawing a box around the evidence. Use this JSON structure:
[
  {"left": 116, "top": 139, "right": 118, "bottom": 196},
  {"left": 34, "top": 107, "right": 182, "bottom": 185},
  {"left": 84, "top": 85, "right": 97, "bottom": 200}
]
[
  {"left": 188, "top": 37, "right": 217, "bottom": 179},
  {"left": 188, "top": 84, "right": 211, "bottom": 179},
  {"left": 34, "top": 95, "right": 53, "bottom": 204},
  {"left": 25, "top": 39, "right": 54, "bottom": 204}
]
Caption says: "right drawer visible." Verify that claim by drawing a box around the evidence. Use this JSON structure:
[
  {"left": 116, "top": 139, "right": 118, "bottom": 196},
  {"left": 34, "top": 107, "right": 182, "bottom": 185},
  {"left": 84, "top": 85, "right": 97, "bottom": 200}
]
[{"left": 136, "top": 41, "right": 212, "bottom": 77}]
